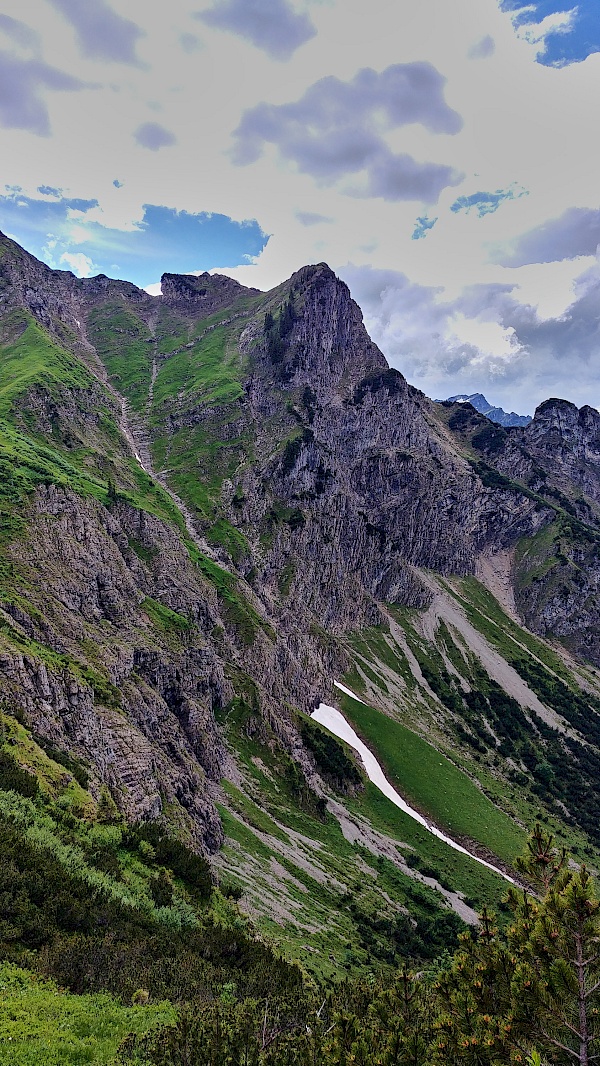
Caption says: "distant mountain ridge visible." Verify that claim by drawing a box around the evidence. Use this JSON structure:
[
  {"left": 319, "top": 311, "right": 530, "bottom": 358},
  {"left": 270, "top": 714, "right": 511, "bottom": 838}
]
[{"left": 444, "top": 392, "right": 532, "bottom": 427}]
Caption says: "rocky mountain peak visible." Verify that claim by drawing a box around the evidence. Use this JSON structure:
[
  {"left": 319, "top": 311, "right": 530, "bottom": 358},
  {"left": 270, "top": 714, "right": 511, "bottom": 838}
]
[
  {"left": 527, "top": 397, "right": 600, "bottom": 449},
  {"left": 517, "top": 397, "right": 600, "bottom": 505},
  {"left": 268, "top": 260, "right": 388, "bottom": 393},
  {"left": 443, "top": 392, "right": 532, "bottom": 427},
  {"left": 6, "top": 229, "right": 600, "bottom": 973},
  {"left": 160, "top": 270, "right": 259, "bottom": 314}
]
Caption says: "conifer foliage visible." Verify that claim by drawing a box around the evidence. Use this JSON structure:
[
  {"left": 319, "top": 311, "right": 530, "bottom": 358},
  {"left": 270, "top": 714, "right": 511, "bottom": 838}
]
[
  {"left": 435, "top": 825, "right": 600, "bottom": 1065},
  {"left": 118, "top": 826, "right": 600, "bottom": 1066}
]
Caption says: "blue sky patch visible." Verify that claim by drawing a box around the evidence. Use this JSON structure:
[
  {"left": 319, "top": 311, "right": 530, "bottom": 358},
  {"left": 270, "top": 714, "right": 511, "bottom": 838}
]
[
  {"left": 450, "top": 185, "right": 528, "bottom": 218},
  {"left": 412, "top": 216, "right": 438, "bottom": 240},
  {"left": 0, "top": 189, "right": 269, "bottom": 286},
  {"left": 500, "top": 1, "right": 600, "bottom": 65},
  {"left": 37, "top": 185, "right": 62, "bottom": 197}
]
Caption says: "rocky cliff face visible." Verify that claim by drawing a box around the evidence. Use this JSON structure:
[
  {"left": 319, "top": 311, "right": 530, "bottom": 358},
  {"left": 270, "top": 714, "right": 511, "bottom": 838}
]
[
  {"left": 1, "top": 482, "right": 232, "bottom": 848},
  {"left": 522, "top": 399, "right": 600, "bottom": 503},
  {"left": 160, "top": 270, "right": 259, "bottom": 313},
  {"left": 2, "top": 229, "right": 600, "bottom": 853}
]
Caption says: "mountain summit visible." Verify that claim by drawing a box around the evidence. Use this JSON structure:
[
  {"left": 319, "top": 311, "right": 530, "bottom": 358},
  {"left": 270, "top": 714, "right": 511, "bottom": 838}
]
[{"left": 443, "top": 392, "right": 532, "bottom": 427}]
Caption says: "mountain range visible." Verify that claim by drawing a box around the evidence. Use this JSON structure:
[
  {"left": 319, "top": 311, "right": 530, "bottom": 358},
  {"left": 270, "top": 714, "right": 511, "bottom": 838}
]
[
  {"left": 443, "top": 392, "right": 533, "bottom": 427},
  {"left": 2, "top": 228, "right": 600, "bottom": 1013}
]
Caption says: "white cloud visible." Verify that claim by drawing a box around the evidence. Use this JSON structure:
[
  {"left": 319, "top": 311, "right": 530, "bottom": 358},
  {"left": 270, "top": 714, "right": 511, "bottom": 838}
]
[
  {"left": 512, "top": 7, "right": 577, "bottom": 52},
  {"left": 59, "top": 250, "right": 94, "bottom": 276}
]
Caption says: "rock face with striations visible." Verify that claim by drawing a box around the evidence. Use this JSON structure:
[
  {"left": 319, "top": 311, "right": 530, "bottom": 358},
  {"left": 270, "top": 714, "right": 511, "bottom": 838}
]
[
  {"left": 521, "top": 399, "right": 600, "bottom": 502},
  {"left": 2, "top": 228, "right": 600, "bottom": 849}
]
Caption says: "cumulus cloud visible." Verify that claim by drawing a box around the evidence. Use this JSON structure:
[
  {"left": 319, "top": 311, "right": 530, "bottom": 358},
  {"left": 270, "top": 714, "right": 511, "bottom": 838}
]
[
  {"left": 0, "top": 14, "right": 39, "bottom": 50},
  {"left": 134, "top": 122, "right": 177, "bottom": 151},
  {"left": 0, "top": 52, "right": 87, "bottom": 135},
  {"left": 341, "top": 261, "right": 600, "bottom": 411},
  {"left": 480, "top": 267, "right": 600, "bottom": 407},
  {"left": 234, "top": 63, "right": 462, "bottom": 165},
  {"left": 494, "top": 207, "right": 600, "bottom": 266},
  {"left": 60, "top": 250, "right": 94, "bottom": 277},
  {"left": 196, "top": 0, "right": 316, "bottom": 61},
  {"left": 341, "top": 264, "right": 477, "bottom": 384},
  {"left": 232, "top": 63, "right": 463, "bottom": 203},
  {"left": 48, "top": 0, "right": 144, "bottom": 65},
  {"left": 468, "top": 34, "right": 495, "bottom": 59},
  {"left": 364, "top": 153, "right": 461, "bottom": 204}
]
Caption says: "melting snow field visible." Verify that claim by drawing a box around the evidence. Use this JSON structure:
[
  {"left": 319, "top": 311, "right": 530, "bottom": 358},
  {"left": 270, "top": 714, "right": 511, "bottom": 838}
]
[{"left": 311, "top": 693, "right": 515, "bottom": 886}]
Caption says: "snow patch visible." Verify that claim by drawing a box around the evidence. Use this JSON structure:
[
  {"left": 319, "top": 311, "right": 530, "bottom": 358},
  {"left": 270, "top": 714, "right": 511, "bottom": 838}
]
[
  {"left": 333, "top": 680, "right": 367, "bottom": 704},
  {"left": 311, "top": 702, "right": 515, "bottom": 885}
]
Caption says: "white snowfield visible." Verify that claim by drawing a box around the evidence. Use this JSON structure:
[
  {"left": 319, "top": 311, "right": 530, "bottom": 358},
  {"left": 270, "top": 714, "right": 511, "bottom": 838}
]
[{"left": 311, "top": 693, "right": 515, "bottom": 886}]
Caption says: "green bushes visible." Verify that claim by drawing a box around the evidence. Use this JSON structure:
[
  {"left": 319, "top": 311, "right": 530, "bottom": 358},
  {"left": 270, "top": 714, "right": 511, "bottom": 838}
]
[
  {"left": 0, "top": 749, "right": 39, "bottom": 798},
  {"left": 471, "top": 424, "right": 507, "bottom": 455},
  {"left": 281, "top": 753, "right": 327, "bottom": 818},
  {"left": 34, "top": 737, "right": 89, "bottom": 789},
  {"left": 0, "top": 786, "right": 302, "bottom": 1005},
  {"left": 114, "top": 827, "right": 600, "bottom": 1066},
  {"left": 125, "top": 823, "right": 212, "bottom": 900},
  {"left": 0, "top": 962, "right": 174, "bottom": 1066},
  {"left": 300, "top": 718, "right": 362, "bottom": 792}
]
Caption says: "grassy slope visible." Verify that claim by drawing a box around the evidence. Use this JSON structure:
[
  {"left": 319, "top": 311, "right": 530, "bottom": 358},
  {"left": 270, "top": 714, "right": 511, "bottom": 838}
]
[
  {"left": 338, "top": 581, "right": 600, "bottom": 865},
  {"left": 5, "top": 272, "right": 600, "bottom": 995},
  {"left": 0, "top": 964, "right": 174, "bottom": 1066},
  {"left": 337, "top": 691, "right": 525, "bottom": 863},
  {"left": 86, "top": 301, "right": 153, "bottom": 413},
  {"left": 213, "top": 697, "right": 509, "bottom": 983},
  {"left": 0, "top": 309, "right": 192, "bottom": 552},
  {"left": 149, "top": 305, "right": 261, "bottom": 559}
]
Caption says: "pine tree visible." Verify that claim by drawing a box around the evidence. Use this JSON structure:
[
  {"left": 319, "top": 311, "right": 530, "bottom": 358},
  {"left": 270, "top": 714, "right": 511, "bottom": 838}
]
[
  {"left": 433, "top": 827, "right": 600, "bottom": 1066},
  {"left": 510, "top": 865, "right": 600, "bottom": 1066},
  {"left": 433, "top": 906, "right": 517, "bottom": 1064},
  {"left": 515, "top": 822, "right": 568, "bottom": 892}
]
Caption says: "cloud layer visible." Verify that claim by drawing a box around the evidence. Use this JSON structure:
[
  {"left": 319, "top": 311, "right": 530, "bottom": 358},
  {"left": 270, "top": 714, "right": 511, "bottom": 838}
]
[
  {"left": 495, "top": 207, "right": 600, "bottom": 266},
  {"left": 342, "top": 261, "right": 600, "bottom": 412},
  {"left": 134, "top": 122, "right": 177, "bottom": 151},
  {"left": 0, "top": 51, "right": 86, "bottom": 135},
  {"left": 0, "top": 189, "right": 269, "bottom": 287},
  {"left": 48, "top": 0, "right": 144, "bottom": 65},
  {"left": 233, "top": 63, "right": 463, "bottom": 202},
  {"left": 197, "top": 0, "right": 316, "bottom": 60},
  {"left": 0, "top": 0, "right": 598, "bottom": 412}
]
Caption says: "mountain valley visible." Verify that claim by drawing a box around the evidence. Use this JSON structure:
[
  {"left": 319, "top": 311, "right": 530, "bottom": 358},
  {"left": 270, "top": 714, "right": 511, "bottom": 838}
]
[{"left": 2, "top": 229, "right": 600, "bottom": 1059}]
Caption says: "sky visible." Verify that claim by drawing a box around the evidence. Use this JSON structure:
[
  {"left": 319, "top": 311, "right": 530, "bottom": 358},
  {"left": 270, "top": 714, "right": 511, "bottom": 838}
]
[{"left": 1, "top": 0, "right": 600, "bottom": 413}]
